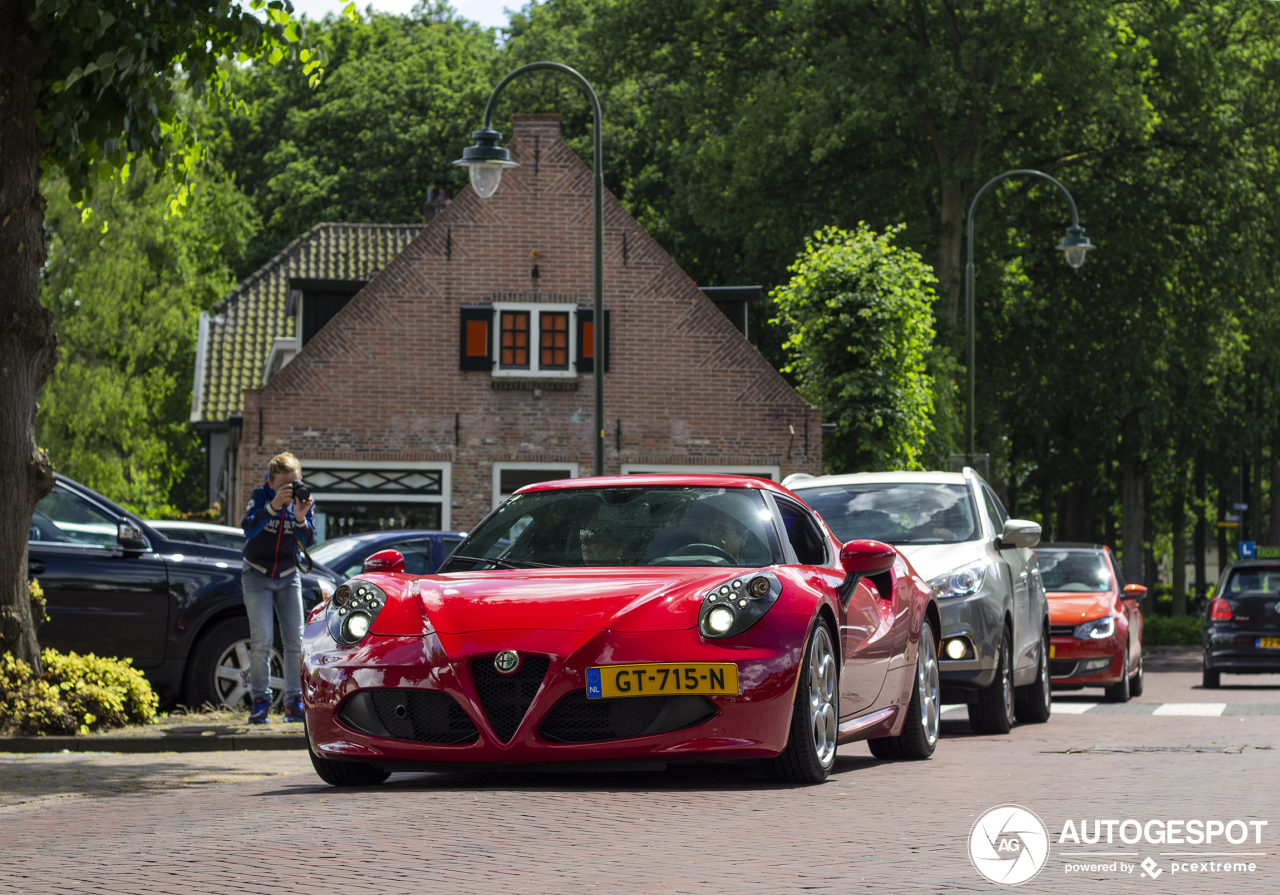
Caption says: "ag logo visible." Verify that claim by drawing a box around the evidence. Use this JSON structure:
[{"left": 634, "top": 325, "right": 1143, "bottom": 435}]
[
  {"left": 494, "top": 650, "right": 521, "bottom": 675},
  {"left": 969, "top": 804, "right": 1050, "bottom": 886}
]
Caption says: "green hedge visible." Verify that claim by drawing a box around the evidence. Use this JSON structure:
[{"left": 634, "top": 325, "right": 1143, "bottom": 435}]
[
  {"left": 1143, "top": 614, "right": 1203, "bottom": 646},
  {"left": 0, "top": 649, "right": 159, "bottom": 736}
]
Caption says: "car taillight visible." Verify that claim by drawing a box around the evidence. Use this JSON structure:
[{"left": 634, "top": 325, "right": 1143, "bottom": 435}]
[{"left": 1209, "top": 598, "right": 1233, "bottom": 621}]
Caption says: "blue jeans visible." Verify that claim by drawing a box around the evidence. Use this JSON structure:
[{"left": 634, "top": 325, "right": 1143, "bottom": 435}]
[{"left": 240, "top": 567, "right": 303, "bottom": 703}]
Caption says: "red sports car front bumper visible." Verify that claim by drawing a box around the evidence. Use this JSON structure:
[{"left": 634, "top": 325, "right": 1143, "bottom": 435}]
[{"left": 302, "top": 614, "right": 812, "bottom": 765}]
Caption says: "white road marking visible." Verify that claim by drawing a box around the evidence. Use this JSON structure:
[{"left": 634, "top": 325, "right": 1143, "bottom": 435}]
[
  {"left": 1052, "top": 702, "right": 1098, "bottom": 714},
  {"left": 1152, "top": 703, "right": 1227, "bottom": 716}
]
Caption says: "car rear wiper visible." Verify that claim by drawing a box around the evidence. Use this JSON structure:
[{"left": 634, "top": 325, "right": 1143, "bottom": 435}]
[{"left": 445, "top": 554, "right": 562, "bottom": 571}]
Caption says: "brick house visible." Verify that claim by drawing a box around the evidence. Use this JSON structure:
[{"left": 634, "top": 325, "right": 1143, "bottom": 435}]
[{"left": 202, "top": 114, "right": 821, "bottom": 537}]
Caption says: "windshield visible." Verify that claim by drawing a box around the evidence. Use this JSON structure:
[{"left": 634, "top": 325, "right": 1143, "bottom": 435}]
[
  {"left": 796, "top": 483, "right": 979, "bottom": 545},
  {"left": 311, "top": 536, "right": 369, "bottom": 566},
  {"left": 1226, "top": 567, "right": 1280, "bottom": 595},
  {"left": 1037, "top": 551, "right": 1111, "bottom": 592},
  {"left": 444, "top": 487, "right": 784, "bottom": 570}
]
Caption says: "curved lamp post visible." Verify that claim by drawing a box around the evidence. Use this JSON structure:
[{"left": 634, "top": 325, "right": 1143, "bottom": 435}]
[
  {"left": 964, "top": 169, "right": 1094, "bottom": 460},
  {"left": 453, "top": 62, "right": 607, "bottom": 476}
]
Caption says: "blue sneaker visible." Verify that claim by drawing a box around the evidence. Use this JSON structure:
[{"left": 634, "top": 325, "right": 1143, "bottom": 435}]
[
  {"left": 283, "top": 697, "right": 305, "bottom": 723},
  {"left": 249, "top": 697, "right": 272, "bottom": 724}
]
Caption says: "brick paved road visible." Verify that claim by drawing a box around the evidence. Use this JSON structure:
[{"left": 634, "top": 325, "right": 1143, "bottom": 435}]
[{"left": 2, "top": 670, "right": 1277, "bottom": 895}]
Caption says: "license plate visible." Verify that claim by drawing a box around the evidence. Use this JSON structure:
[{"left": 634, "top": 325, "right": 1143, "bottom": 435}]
[
  {"left": 1258, "top": 637, "right": 1280, "bottom": 650},
  {"left": 586, "top": 663, "right": 738, "bottom": 699}
]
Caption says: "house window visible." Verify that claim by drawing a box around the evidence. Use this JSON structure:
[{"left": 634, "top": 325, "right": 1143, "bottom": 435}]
[
  {"left": 500, "top": 311, "right": 530, "bottom": 368},
  {"left": 305, "top": 461, "right": 451, "bottom": 541},
  {"left": 492, "top": 462, "right": 580, "bottom": 508},
  {"left": 459, "top": 307, "right": 494, "bottom": 371},
  {"left": 540, "top": 312, "right": 569, "bottom": 369}
]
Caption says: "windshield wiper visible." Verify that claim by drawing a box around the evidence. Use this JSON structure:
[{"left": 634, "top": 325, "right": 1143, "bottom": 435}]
[{"left": 445, "top": 554, "right": 562, "bottom": 571}]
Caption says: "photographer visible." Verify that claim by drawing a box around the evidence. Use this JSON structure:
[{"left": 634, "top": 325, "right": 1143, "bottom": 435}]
[{"left": 240, "top": 452, "right": 315, "bottom": 724}]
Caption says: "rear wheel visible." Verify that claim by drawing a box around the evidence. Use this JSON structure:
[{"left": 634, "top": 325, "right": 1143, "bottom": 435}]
[
  {"left": 305, "top": 718, "right": 390, "bottom": 787},
  {"left": 1015, "top": 630, "right": 1052, "bottom": 723},
  {"left": 184, "top": 617, "right": 284, "bottom": 710},
  {"left": 867, "top": 621, "right": 939, "bottom": 760},
  {"left": 1129, "top": 653, "right": 1145, "bottom": 697},
  {"left": 1104, "top": 652, "right": 1131, "bottom": 703},
  {"left": 1203, "top": 663, "right": 1220, "bottom": 689},
  {"left": 763, "top": 622, "right": 838, "bottom": 784},
  {"left": 968, "top": 630, "right": 1015, "bottom": 734}
]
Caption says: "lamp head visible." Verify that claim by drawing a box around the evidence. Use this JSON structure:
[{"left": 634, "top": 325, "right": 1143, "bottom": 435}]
[
  {"left": 452, "top": 127, "right": 520, "bottom": 199},
  {"left": 1056, "top": 224, "right": 1094, "bottom": 269}
]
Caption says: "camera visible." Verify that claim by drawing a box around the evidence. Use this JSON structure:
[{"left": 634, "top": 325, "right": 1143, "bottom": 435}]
[{"left": 290, "top": 481, "right": 311, "bottom": 502}]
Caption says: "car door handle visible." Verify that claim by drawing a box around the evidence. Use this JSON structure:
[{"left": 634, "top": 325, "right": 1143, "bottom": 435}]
[{"left": 28, "top": 560, "right": 45, "bottom": 575}]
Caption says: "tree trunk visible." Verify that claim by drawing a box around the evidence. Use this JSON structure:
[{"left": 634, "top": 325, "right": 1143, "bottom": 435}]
[
  {"left": 1194, "top": 454, "right": 1207, "bottom": 598},
  {"left": 1171, "top": 466, "right": 1187, "bottom": 617},
  {"left": 1217, "top": 485, "right": 1229, "bottom": 587},
  {"left": 0, "top": 4, "right": 56, "bottom": 673},
  {"left": 1143, "top": 473, "right": 1157, "bottom": 591},
  {"left": 1271, "top": 429, "right": 1280, "bottom": 546},
  {"left": 1120, "top": 412, "right": 1144, "bottom": 588},
  {"left": 936, "top": 178, "right": 966, "bottom": 332}
]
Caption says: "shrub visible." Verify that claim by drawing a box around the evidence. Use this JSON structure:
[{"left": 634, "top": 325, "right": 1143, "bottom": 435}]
[
  {"left": 1143, "top": 614, "right": 1203, "bottom": 646},
  {"left": 0, "top": 649, "right": 159, "bottom": 736}
]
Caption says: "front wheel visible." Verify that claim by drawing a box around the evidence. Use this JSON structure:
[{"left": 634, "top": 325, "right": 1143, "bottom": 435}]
[
  {"left": 1104, "top": 652, "right": 1131, "bottom": 703},
  {"left": 868, "top": 621, "right": 939, "bottom": 760},
  {"left": 968, "top": 630, "right": 1015, "bottom": 734},
  {"left": 1015, "top": 630, "right": 1052, "bottom": 723},
  {"left": 763, "top": 622, "right": 839, "bottom": 784},
  {"left": 184, "top": 617, "right": 284, "bottom": 710},
  {"left": 306, "top": 717, "right": 390, "bottom": 787},
  {"left": 1130, "top": 653, "right": 1144, "bottom": 697}
]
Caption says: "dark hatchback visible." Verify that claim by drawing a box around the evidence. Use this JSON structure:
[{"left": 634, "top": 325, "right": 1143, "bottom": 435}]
[
  {"left": 28, "top": 473, "right": 340, "bottom": 707},
  {"left": 1203, "top": 560, "right": 1280, "bottom": 687}
]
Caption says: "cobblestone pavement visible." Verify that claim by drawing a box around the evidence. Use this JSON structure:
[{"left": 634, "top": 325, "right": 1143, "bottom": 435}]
[{"left": 1, "top": 670, "right": 1277, "bottom": 895}]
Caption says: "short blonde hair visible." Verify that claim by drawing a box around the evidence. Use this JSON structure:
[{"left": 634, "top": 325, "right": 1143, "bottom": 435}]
[{"left": 269, "top": 452, "right": 301, "bottom": 478}]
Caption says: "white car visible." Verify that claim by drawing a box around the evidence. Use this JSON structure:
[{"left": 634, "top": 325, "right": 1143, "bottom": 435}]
[
  {"left": 146, "top": 520, "right": 246, "bottom": 552},
  {"left": 786, "top": 468, "right": 1051, "bottom": 733}
]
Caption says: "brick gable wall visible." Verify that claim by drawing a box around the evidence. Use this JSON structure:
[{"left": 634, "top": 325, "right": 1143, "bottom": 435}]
[{"left": 237, "top": 113, "right": 821, "bottom": 530}]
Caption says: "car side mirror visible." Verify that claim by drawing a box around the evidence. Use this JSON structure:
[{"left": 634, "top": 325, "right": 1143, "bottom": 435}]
[
  {"left": 1123, "top": 583, "right": 1148, "bottom": 601},
  {"left": 839, "top": 540, "right": 897, "bottom": 577},
  {"left": 363, "top": 549, "right": 405, "bottom": 574},
  {"left": 117, "top": 521, "right": 148, "bottom": 551},
  {"left": 999, "top": 519, "right": 1041, "bottom": 549}
]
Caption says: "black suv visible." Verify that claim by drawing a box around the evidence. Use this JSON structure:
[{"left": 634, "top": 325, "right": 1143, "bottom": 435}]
[{"left": 28, "top": 474, "right": 339, "bottom": 707}]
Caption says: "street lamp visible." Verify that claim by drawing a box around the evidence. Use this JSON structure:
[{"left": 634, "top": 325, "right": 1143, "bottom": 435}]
[
  {"left": 964, "top": 169, "right": 1094, "bottom": 459},
  {"left": 454, "top": 62, "right": 607, "bottom": 476}
]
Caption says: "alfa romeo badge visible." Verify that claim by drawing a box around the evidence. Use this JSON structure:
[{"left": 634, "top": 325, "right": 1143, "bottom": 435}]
[{"left": 494, "top": 650, "right": 521, "bottom": 675}]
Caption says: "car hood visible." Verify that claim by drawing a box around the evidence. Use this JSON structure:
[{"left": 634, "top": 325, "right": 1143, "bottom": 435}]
[
  {"left": 895, "top": 542, "right": 985, "bottom": 582},
  {"left": 1047, "top": 591, "right": 1115, "bottom": 625},
  {"left": 369, "top": 567, "right": 746, "bottom": 636}
]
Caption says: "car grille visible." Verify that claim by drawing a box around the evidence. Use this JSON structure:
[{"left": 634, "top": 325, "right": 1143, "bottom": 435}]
[
  {"left": 1050, "top": 625, "right": 1076, "bottom": 638},
  {"left": 471, "top": 655, "right": 551, "bottom": 742},
  {"left": 341, "top": 690, "right": 479, "bottom": 744},
  {"left": 540, "top": 693, "right": 717, "bottom": 744},
  {"left": 1050, "top": 660, "right": 1079, "bottom": 679}
]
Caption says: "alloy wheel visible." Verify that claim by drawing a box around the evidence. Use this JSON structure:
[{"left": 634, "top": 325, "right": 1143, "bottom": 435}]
[
  {"left": 918, "top": 630, "right": 940, "bottom": 747},
  {"left": 1001, "top": 637, "right": 1014, "bottom": 723},
  {"left": 1039, "top": 640, "right": 1051, "bottom": 710},
  {"left": 214, "top": 638, "right": 285, "bottom": 709},
  {"left": 808, "top": 626, "right": 838, "bottom": 767}
]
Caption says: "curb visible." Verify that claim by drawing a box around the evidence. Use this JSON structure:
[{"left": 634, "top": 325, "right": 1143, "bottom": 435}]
[{"left": 0, "top": 734, "right": 306, "bottom": 754}]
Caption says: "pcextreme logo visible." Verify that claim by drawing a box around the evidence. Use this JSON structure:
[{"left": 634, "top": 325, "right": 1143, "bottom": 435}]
[{"left": 969, "top": 805, "right": 1051, "bottom": 886}]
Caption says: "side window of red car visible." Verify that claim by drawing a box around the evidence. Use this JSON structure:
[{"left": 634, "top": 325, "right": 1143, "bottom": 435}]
[{"left": 776, "top": 499, "right": 828, "bottom": 566}]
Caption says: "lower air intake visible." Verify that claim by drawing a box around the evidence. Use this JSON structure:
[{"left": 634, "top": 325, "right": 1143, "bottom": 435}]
[
  {"left": 540, "top": 692, "right": 716, "bottom": 743},
  {"left": 1049, "top": 660, "right": 1079, "bottom": 679},
  {"left": 471, "top": 655, "right": 551, "bottom": 743},
  {"left": 338, "top": 690, "right": 478, "bottom": 744}
]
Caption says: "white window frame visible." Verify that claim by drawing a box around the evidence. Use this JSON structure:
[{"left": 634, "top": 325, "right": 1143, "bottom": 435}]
[
  {"left": 619, "top": 463, "right": 780, "bottom": 482},
  {"left": 492, "top": 461, "right": 580, "bottom": 509},
  {"left": 305, "top": 460, "right": 452, "bottom": 531},
  {"left": 491, "top": 302, "right": 578, "bottom": 379}
]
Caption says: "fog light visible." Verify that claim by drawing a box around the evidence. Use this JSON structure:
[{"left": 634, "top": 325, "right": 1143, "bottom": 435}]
[
  {"left": 946, "top": 639, "right": 967, "bottom": 660},
  {"left": 344, "top": 613, "right": 371, "bottom": 640},
  {"left": 707, "top": 606, "right": 735, "bottom": 634}
]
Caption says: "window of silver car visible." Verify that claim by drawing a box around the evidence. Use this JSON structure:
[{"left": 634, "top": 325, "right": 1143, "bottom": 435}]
[
  {"left": 981, "top": 484, "right": 1008, "bottom": 531},
  {"left": 798, "top": 483, "right": 979, "bottom": 545}
]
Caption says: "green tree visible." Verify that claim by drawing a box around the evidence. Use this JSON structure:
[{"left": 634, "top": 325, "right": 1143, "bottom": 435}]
[
  {"left": 773, "top": 225, "right": 936, "bottom": 472},
  {"left": 1, "top": 0, "right": 315, "bottom": 670},
  {"left": 38, "top": 162, "right": 258, "bottom": 516}
]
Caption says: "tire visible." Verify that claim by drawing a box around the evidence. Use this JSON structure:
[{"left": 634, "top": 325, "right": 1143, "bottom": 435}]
[
  {"left": 763, "top": 622, "right": 839, "bottom": 784},
  {"left": 305, "top": 718, "right": 390, "bottom": 787},
  {"left": 1015, "top": 630, "right": 1052, "bottom": 723},
  {"left": 1130, "top": 653, "right": 1144, "bottom": 697},
  {"left": 183, "top": 617, "right": 285, "bottom": 710},
  {"left": 1203, "top": 664, "right": 1220, "bottom": 689},
  {"left": 867, "top": 621, "right": 939, "bottom": 760},
  {"left": 1104, "top": 652, "right": 1131, "bottom": 703},
  {"left": 968, "top": 629, "right": 1015, "bottom": 734}
]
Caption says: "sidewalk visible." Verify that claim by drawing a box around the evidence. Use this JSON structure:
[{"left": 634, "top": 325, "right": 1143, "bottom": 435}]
[{"left": 0, "top": 710, "right": 307, "bottom": 754}]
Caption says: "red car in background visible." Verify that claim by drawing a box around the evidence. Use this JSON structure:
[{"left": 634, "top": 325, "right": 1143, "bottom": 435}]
[
  {"left": 1034, "top": 544, "right": 1146, "bottom": 702},
  {"left": 302, "top": 475, "right": 941, "bottom": 786}
]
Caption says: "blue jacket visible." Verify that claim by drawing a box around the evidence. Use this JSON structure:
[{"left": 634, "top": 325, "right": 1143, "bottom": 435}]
[{"left": 241, "top": 478, "right": 315, "bottom": 578}]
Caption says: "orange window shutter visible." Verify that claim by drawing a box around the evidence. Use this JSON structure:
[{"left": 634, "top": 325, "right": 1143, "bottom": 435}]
[{"left": 465, "top": 320, "right": 488, "bottom": 356}]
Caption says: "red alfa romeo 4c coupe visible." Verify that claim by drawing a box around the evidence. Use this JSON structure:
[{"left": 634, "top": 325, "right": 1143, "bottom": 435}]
[{"left": 301, "top": 475, "right": 941, "bottom": 785}]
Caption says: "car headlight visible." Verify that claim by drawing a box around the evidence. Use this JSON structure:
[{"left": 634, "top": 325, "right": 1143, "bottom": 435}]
[
  {"left": 327, "top": 580, "right": 387, "bottom": 645},
  {"left": 699, "top": 572, "right": 782, "bottom": 639},
  {"left": 1074, "top": 616, "right": 1116, "bottom": 640},
  {"left": 928, "top": 562, "right": 987, "bottom": 598}
]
